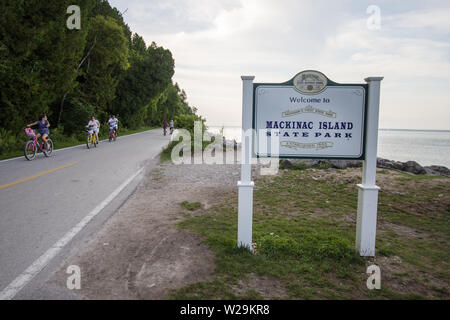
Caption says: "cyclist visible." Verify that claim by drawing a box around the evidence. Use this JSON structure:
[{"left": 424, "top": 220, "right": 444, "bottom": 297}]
[
  {"left": 163, "top": 120, "right": 168, "bottom": 136},
  {"left": 27, "top": 114, "right": 50, "bottom": 150},
  {"left": 86, "top": 115, "right": 100, "bottom": 143},
  {"left": 108, "top": 114, "right": 118, "bottom": 137},
  {"left": 169, "top": 119, "right": 174, "bottom": 134}
]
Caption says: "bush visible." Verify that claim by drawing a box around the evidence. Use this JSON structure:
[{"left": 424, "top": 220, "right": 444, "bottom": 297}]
[
  {"left": 0, "top": 128, "right": 27, "bottom": 156},
  {"left": 174, "top": 113, "right": 206, "bottom": 133},
  {"left": 61, "top": 98, "right": 96, "bottom": 136}
]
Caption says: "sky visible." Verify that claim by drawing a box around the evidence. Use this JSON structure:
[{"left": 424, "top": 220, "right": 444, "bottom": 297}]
[{"left": 109, "top": 0, "right": 450, "bottom": 130}]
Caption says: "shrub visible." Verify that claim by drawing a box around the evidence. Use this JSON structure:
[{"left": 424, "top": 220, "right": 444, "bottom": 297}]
[
  {"left": 61, "top": 98, "right": 95, "bottom": 136},
  {"left": 0, "top": 128, "right": 27, "bottom": 156}
]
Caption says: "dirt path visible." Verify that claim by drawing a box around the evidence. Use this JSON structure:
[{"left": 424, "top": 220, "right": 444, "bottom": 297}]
[{"left": 49, "top": 151, "right": 259, "bottom": 299}]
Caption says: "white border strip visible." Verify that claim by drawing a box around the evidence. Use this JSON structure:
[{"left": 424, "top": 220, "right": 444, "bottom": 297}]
[
  {"left": 0, "top": 129, "right": 157, "bottom": 163},
  {"left": 0, "top": 167, "right": 145, "bottom": 300}
]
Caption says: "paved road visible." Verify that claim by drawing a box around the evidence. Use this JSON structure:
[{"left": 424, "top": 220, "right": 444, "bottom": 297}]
[{"left": 0, "top": 129, "right": 169, "bottom": 298}]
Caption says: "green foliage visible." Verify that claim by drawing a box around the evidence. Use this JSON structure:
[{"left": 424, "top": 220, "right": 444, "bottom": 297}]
[
  {"left": 112, "top": 44, "right": 174, "bottom": 128},
  {"left": 174, "top": 113, "right": 206, "bottom": 133},
  {"left": 77, "top": 15, "right": 129, "bottom": 114},
  {"left": 0, "top": 0, "right": 203, "bottom": 157},
  {"left": 61, "top": 98, "right": 95, "bottom": 136},
  {"left": 0, "top": 128, "right": 27, "bottom": 156}
]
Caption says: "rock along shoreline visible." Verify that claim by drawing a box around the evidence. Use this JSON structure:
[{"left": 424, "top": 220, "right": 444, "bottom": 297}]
[{"left": 279, "top": 158, "right": 450, "bottom": 177}]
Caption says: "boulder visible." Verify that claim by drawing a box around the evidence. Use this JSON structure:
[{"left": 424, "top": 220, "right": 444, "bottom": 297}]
[
  {"left": 329, "top": 159, "right": 362, "bottom": 169},
  {"left": 377, "top": 158, "right": 404, "bottom": 171},
  {"left": 279, "top": 159, "right": 293, "bottom": 169},
  {"left": 424, "top": 165, "right": 450, "bottom": 177},
  {"left": 402, "top": 161, "right": 426, "bottom": 175},
  {"left": 292, "top": 159, "right": 322, "bottom": 167}
]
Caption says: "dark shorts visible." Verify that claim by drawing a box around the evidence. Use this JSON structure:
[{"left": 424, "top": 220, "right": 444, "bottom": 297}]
[{"left": 39, "top": 129, "right": 49, "bottom": 135}]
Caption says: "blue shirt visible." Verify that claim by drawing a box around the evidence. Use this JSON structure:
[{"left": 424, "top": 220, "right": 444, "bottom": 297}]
[{"left": 37, "top": 120, "right": 49, "bottom": 134}]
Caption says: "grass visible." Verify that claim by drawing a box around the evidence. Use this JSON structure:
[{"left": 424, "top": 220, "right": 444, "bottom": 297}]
[
  {"left": 0, "top": 126, "right": 157, "bottom": 160},
  {"left": 181, "top": 201, "right": 202, "bottom": 211},
  {"left": 169, "top": 167, "right": 449, "bottom": 300}
]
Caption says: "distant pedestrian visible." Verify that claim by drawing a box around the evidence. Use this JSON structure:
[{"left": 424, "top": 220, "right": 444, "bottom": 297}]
[
  {"left": 163, "top": 120, "right": 168, "bottom": 136},
  {"left": 169, "top": 120, "right": 174, "bottom": 134}
]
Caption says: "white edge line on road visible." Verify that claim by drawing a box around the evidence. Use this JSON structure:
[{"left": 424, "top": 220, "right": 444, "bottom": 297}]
[
  {"left": 0, "top": 166, "right": 145, "bottom": 300},
  {"left": 0, "top": 129, "right": 159, "bottom": 164}
]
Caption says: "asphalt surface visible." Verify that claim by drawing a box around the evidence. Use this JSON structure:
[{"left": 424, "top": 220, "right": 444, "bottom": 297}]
[{"left": 0, "top": 129, "right": 169, "bottom": 299}]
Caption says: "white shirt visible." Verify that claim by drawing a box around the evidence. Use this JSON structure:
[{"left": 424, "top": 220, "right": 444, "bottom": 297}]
[
  {"left": 88, "top": 120, "right": 99, "bottom": 131},
  {"left": 108, "top": 118, "right": 118, "bottom": 128}
]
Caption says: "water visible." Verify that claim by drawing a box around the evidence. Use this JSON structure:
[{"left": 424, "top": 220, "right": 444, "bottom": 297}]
[
  {"left": 377, "top": 130, "right": 450, "bottom": 168},
  {"left": 207, "top": 126, "right": 450, "bottom": 168}
]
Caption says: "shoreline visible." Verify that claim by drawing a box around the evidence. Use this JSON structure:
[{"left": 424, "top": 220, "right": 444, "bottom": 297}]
[{"left": 278, "top": 157, "right": 450, "bottom": 177}]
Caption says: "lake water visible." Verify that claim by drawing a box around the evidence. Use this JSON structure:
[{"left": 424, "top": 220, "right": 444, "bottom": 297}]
[{"left": 207, "top": 126, "right": 450, "bottom": 168}]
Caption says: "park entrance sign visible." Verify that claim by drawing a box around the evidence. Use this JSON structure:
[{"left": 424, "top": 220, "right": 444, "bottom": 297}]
[
  {"left": 254, "top": 70, "right": 366, "bottom": 159},
  {"left": 238, "top": 71, "right": 383, "bottom": 257}
]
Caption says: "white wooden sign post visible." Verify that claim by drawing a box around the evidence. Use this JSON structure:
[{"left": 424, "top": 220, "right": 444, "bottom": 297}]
[
  {"left": 237, "top": 76, "right": 255, "bottom": 249},
  {"left": 356, "top": 77, "right": 383, "bottom": 256},
  {"left": 237, "top": 71, "right": 383, "bottom": 257}
]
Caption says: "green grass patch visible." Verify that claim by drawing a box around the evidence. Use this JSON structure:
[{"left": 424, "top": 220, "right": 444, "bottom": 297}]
[{"left": 181, "top": 201, "right": 202, "bottom": 211}]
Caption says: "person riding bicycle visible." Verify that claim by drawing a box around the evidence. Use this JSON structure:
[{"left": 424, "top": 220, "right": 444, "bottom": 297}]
[
  {"left": 169, "top": 119, "right": 174, "bottom": 134},
  {"left": 86, "top": 115, "right": 100, "bottom": 143},
  {"left": 108, "top": 115, "right": 118, "bottom": 137},
  {"left": 163, "top": 120, "right": 168, "bottom": 136},
  {"left": 27, "top": 114, "right": 50, "bottom": 150}
]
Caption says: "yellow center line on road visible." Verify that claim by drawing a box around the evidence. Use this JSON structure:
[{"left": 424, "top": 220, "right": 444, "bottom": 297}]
[{"left": 0, "top": 161, "right": 79, "bottom": 190}]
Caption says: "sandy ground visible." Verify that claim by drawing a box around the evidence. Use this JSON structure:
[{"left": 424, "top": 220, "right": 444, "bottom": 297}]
[{"left": 49, "top": 150, "right": 266, "bottom": 299}]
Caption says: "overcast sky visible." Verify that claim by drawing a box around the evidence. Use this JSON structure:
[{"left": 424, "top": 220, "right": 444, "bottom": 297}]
[{"left": 109, "top": 0, "right": 450, "bottom": 130}]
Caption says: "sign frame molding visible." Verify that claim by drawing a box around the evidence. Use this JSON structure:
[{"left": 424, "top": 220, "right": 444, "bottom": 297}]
[{"left": 251, "top": 70, "right": 369, "bottom": 160}]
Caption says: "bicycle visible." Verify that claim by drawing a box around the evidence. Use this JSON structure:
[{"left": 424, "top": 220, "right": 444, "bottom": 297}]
[
  {"left": 24, "top": 128, "right": 53, "bottom": 161},
  {"left": 109, "top": 127, "right": 117, "bottom": 142},
  {"left": 85, "top": 127, "right": 98, "bottom": 149}
]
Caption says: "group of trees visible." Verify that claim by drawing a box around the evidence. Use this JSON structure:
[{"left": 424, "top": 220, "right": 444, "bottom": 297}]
[{"left": 0, "top": 0, "right": 202, "bottom": 149}]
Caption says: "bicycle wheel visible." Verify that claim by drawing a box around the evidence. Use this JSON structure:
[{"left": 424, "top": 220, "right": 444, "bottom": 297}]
[
  {"left": 86, "top": 134, "right": 91, "bottom": 149},
  {"left": 24, "top": 140, "right": 36, "bottom": 161},
  {"left": 43, "top": 139, "right": 53, "bottom": 157},
  {"left": 94, "top": 136, "right": 97, "bottom": 147}
]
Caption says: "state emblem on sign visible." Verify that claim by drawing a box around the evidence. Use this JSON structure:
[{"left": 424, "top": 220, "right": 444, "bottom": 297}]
[{"left": 293, "top": 70, "right": 328, "bottom": 94}]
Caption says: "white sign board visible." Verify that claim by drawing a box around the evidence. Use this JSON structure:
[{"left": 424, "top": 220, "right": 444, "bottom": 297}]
[{"left": 253, "top": 72, "right": 366, "bottom": 159}]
